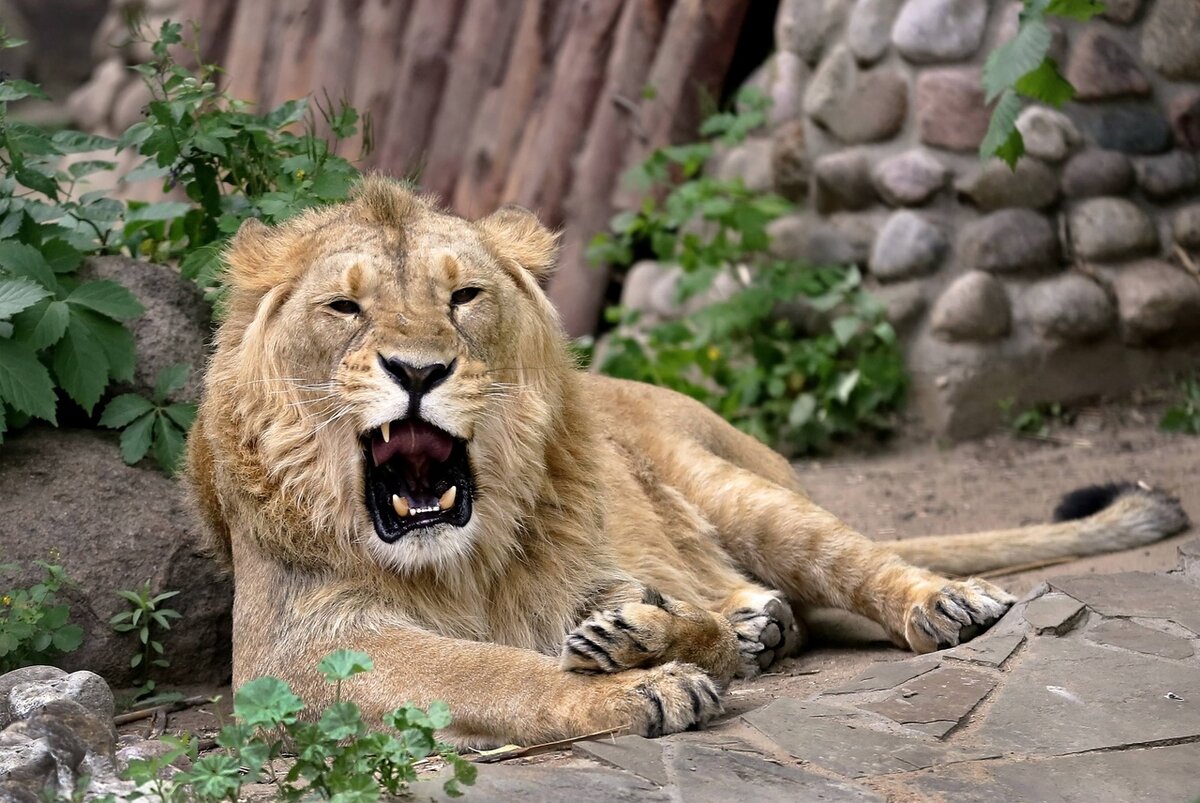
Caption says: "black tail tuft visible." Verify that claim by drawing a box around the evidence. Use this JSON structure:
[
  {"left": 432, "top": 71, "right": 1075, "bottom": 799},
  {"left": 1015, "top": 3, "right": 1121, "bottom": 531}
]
[{"left": 1052, "top": 482, "right": 1136, "bottom": 522}]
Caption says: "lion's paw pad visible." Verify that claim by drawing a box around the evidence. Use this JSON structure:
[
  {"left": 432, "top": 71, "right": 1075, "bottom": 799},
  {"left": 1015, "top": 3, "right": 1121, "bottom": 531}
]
[
  {"left": 727, "top": 592, "right": 803, "bottom": 677},
  {"left": 906, "top": 578, "right": 1016, "bottom": 653},
  {"left": 631, "top": 662, "right": 723, "bottom": 737}
]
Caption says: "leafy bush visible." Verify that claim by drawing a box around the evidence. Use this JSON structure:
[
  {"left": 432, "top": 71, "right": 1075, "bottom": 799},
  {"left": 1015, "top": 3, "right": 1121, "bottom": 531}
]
[
  {"left": 0, "top": 560, "right": 84, "bottom": 673},
  {"left": 107, "top": 650, "right": 475, "bottom": 802},
  {"left": 591, "top": 90, "right": 906, "bottom": 455},
  {"left": 111, "top": 583, "right": 182, "bottom": 702},
  {"left": 981, "top": 0, "right": 1106, "bottom": 166},
  {"left": 1160, "top": 376, "right": 1200, "bottom": 435},
  {"left": 99, "top": 363, "right": 196, "bottom": 474}
]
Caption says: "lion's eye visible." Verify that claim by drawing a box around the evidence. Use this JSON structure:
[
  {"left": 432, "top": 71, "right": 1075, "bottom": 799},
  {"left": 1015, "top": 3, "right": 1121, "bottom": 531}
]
[
  {"left": 450, "top": 287, "right": 482, "bottom": 306},
  {"left": 327, "top": 298, "right": 361, "bottom": 315}
]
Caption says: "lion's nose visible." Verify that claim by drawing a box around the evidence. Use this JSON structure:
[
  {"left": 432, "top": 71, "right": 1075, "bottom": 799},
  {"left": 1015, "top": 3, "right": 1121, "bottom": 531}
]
[{"left": 380, "top": 355, "right": 456, "bottom": 397}]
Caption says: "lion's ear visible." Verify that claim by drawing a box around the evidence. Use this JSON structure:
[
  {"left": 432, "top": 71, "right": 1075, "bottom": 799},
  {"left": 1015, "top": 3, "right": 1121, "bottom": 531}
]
[
  {"left": 477, "top": 206, "right": 560, "bottom": 278},
  {"left": 224, "top": 218, "right": 296, "bottom": 295}
]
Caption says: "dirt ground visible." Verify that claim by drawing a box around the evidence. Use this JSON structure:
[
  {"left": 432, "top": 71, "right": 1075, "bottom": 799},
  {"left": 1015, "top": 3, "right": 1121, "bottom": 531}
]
[{"left": 120, "top": 394, "right": 1199, "bottom": 779}]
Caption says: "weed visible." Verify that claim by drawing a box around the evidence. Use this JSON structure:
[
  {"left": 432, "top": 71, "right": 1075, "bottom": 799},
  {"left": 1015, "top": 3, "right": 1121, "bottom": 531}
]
[
  {"left": 110, "top": 583, "right": 182, "bottom": 702},
  {"left": 0, "top": 560, "right": 83, "bottom": 673},
  {"left": 1160, "top": 376, "right": 1200, "bottom": 435}
]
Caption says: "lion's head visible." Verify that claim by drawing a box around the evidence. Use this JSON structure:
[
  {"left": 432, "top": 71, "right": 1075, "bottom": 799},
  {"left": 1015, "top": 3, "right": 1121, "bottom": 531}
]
[{"left": 192, "top": 177, "right": 591, "bottom": 576}]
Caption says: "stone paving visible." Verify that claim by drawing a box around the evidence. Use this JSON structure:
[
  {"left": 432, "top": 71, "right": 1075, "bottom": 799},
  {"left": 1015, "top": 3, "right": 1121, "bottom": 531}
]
[{"left": 417, "top": 539, "right": 1200, "bottom": 802}]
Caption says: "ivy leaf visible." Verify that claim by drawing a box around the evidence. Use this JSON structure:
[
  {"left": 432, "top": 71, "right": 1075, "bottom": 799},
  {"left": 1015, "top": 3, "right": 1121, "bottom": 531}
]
[
  {"left": 99, "top": 394, "right": 157, "bottom": 428},
  {"left": 0, "top": 242, "right": 58, "bottom": 293},
  {"left": 23, "top": 300, "right": 70, "bottom": 350},
  {"left": 1014, "top": 58, "right": 1075, "bottom": 106},
  {"left": 82, "top": 310, "right": 136, "bottom": 383},
  {"left": 233, "top": 676, "right": 306, "bottom": 729},
  {"left": 318, "top": 701, "right": 365, "bottom": 741},
  {"left": 50, "top": 130, "right": 118, "bottom": 153},
  {"left": 153, "top": 363, "right": 190, "bottom": 403},
  {"left": 1045, "top": 0, "right": 1105, "bottom": 20},
  {"left": 0, "top": 338, "right": 57, "bottom": 423},
  {"left": 982, "top": 19, "right": 1053, "bottom": 102},
  {"left": 179, "top": 242, "right": 225, "bottom": 283},
  {"left": 317, "top": 649, "right": 375, "bottom": 683},
  {"left": 66, "top": 281, "right": 145, "bottom": 321},
  {"left": 52, "top": 312, "right": 111, "bottom": 414},
  {"left": 151, "top": 413, "right": 187, "bottom": 474},
  {"left": 124, "top": 201, "right": 194, "bottom": 223},
  {"left": 0, "top": 277, "right": 51, "bottom": 319},
  {"left": 0, "top": 79, "right": 48, "bottom": 102},
  {"left": 163, "top": 402, "right": 197, "bottom": 431},
  {"left": 980, "top": 89, "right": 1027, "bottom": 167},
  {"left": 118, "top": 412, "right": 156, "bottom": 465}
]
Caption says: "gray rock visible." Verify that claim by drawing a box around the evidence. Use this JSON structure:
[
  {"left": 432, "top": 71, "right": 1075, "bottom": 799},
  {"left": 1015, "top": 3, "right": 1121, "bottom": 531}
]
[
  {"left": 943, "top": 632, "right": 1025, "bottom": 668},
  {"left": 573, "top": 735, "right": 668, "bottom": 786},
  {"left": 745, "top": 51, "right": 810, "bottom": 127},
  {"left": 1022, "top": 274, "right": 1115, "bottom": 342},
  {"left": 1179, "top": 538, "right": 1200, "bottom": 579},
  {"left": 0, "top": 667, "right": 65, "bottom": 729},
  {"left": 1069, "top": 198, "right": 1158, "bottom": 262},
  {"left": 1023, "top": 592, "right": 1087, "bottom": 635},
  {"left": 1141, "top": 0, "right": 1200, "bottom": 80},
  {"left": 116, "top": 737, "right": 193, "bottom": 774},
  {"left": 847, "top": 0, "right": 902, "bottom": 64},
  {"left": 871, "top": 280, "right": 928, "bottom": 332},
  {"left": 769, "top": 212, "right": 882, "bottom": 266},
  {"left": 668, "top": 742, "right": 884, "bottom": 802},
  {"left": 869, "top": 211, "right": 946, "bottom": 281},
  {"left": 1051, "top": 571, "right": 1200, "bottom": 634},
  {"left": 955, "top": 158, "right": 1060, "bottom": 211},
  {"left": 619, "top": 260, "right": 669, "bottom": 314},
  {"left": 1168, "top": 90, "right": 1200, "bottom": 151},
  {"left": 1133, "top": 151, "right": 1200, "bottom": 201},
  {"left": 1087, "top": 619, "right": 1195, "bottom": 659},
  {"left": 958, "top": 209, "right": 1059, "bottom": 274},
  {"left": 805, "top": 45, "right": 908, "bottom": 143},
  {"left": 648, "top": 267, "right": 741, "bottom": 320},
  {"left": 1065, "top": 29, "right": 1151, "bottom": 101},
  {"left": 931, "top": 271, "right": 1011, "bottom": 341},
  {"left": 0, "top": 733, "right": 56, "bottom": 802},
  {"left": 1061, "top": 149, "right": 1134, "bottom": 198},
  {"left": 79, "top": 257, "right": 211, "bottom": 402},
  {"left": 915, "top": 68, "right": 991, "bottom": 152},
  {"left": 1111, "top": 261, "right": 1200, "bottom": 345},
  {"left": 716, "top": 138, "right": 774, "bottom": 194},
  {"left": 824, "top": 655, "right": 941, "bottom": 694},
  {"left": 1016, "top": 106, "right": 1080, "bottom": 163},
  {"left": 415, "top": 764, "right": 669, "bottom": 802},
  {"left": 873, "top": 149, "right": 949, "bottom": 206},
  {"left": 891, "top": 0, "right": 987, "bottom": 63},
  {"left": 814, "top": 151, "right": 876, "bottom": 213},
  {"left": 7, "top": 672, "right": 113, "bottom": 728},
  {"left": 776, "top": 0, "right": 853, "bottom": 64},
  {"left": 770, "top": 119, "right": 810, "bottom": 202},
  {"left": 0, "top": 427, "right": 232, "bottom": 686},
  {"left": 1074, "top": 104, "right": 1174, "bottom": 155},
  {"left": 1101, "top": 0, "right": 1144, "bottom": 23},
  {"left": 1173, "top": 204, "right": 1200, "bottom": 250},
  {"left": 862, "top": 665, "right": 997, "bottom": 737}
]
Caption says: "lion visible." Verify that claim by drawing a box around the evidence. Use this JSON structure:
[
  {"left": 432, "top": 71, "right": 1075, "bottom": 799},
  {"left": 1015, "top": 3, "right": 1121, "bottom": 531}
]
[{"left": 187, "top": 176, "right": 1188, "bottom": 746}]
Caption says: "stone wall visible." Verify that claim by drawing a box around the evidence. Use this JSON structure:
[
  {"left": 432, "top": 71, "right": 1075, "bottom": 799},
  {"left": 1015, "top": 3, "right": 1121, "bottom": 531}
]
[{"left": 631, "top": 0, "right": 1200, "bottom": 438}]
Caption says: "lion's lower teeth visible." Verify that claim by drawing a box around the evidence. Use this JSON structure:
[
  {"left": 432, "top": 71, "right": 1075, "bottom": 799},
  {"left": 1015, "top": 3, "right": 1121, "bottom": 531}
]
[
  {"left": 439, "top": 486, "right": 457, "bottom": 510},
  {"left": 409, "top": 505, "right": 439, "bottom": 516}
]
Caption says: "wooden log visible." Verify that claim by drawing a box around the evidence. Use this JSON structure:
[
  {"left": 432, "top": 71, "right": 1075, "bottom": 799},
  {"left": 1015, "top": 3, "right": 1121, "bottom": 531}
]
[
  {"left": 220, "top": 0, "right": 281, "bottom": 103},
  {"left": 419, "top": 0, "right": 523, "bottom": 203},
  {"left": 547, "top": 0, "right": 672, "bottom": 336},
  {"left": 501, "top": 0, "right": 626, "bottom": 226},
  {"left": 449, "top": 0, "right": 565, "bottom": 218},
  {"left": 263, "top": 0, "right": 322, "bottom": 111},
  {"left": 349, "top": 0, "right": 414, "bottom": 159}
]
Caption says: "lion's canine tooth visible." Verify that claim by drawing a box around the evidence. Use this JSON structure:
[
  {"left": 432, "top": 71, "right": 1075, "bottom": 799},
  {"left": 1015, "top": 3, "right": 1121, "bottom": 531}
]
[
  {"left": 391, "top": 494, "right": 409, "bottom": 517},
  {"left": 381, "top": 421, "right": 391, "bottom": 443},
  {"left": 439, "top": 486, "right": 457, "bottom": 510}
]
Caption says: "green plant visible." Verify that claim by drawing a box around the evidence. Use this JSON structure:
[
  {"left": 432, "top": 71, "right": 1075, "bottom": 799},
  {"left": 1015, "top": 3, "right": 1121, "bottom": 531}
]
[
  {"left": 110, "top": 650, "right": 476, "bottom": 802},
  {"left": 99, "top": 363, "right": 196, "bottom": 475},
  {"left": 1160, "top": 376, "right": 1200, "bottom": 435},
  {"left": 0, "top": 559, "right": 84, "bottom": 673},
  {"left": 110, "top": 582, "right": 181, "bottom": 701},
  {"left": 999, "top": 398, "right": 1071, "bottom": 437},
  {"left": 591, "top": 89, "right": 907, "bottom": 455},
  {"left": 981, "top": 0, "right": 1106, "bottom": 167}
]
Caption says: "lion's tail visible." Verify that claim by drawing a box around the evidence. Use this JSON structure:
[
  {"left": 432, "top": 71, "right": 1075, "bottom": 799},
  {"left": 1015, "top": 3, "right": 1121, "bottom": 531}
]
[{"left": 885, "top": 483, "right": 1190, "bottom": 577}]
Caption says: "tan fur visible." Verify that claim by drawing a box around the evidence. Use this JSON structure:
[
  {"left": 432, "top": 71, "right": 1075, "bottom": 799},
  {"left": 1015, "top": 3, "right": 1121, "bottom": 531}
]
[{"left": 187, "top": 176, "right": 1188, "bottom": 746}]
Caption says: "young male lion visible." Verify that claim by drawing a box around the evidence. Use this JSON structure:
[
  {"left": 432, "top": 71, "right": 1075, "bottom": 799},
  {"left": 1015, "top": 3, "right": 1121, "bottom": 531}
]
[{"left": 187, "top": 176, "right": 1187, "bottom": 746}]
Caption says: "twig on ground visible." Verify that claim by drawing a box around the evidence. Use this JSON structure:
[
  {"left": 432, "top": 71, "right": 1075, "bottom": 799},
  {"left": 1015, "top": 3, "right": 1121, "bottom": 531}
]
[
  {"left": 113, "top": 695, "right": 212, "bottom": 726},
  {"left": 468, "top": 725, "right": 625, "bottom": 764}
]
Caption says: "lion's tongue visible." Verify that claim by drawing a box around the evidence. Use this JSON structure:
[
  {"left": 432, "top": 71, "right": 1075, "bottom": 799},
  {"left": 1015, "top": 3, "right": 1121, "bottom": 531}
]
[{"left": 371, "top": 420, "right": 454, "bottom": 468}]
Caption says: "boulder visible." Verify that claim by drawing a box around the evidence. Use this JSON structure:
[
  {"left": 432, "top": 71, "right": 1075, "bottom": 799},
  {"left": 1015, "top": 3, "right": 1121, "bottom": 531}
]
[
  {"left": 1173, "top": 204, "right": 1200, "bottom": 250},
  {"left": 804, "top": 45, "right": 908, "bottom": 143},
  {"left": 1133, "top": 152, "right": 1200, "bottom": 201},
  {"left": 1168, "top": 90, "right": 1200, "bottom": 151},
  {"left": 1073, "top": 104, "right": 1173, "bottom": 155},
  {"left": 847, "top": 0, "right": 902, "bottom": 64},
  {"left": 872, "top": 149, "right": 949, "bottom": 206},
  {"left": 716, "top": 138, "right": 774, "bottom": 194},
  {"left": 1069, "top": 198, "right": 1158, "bottom": 262},
  {"left": 958, "top": 209, "right": 1059, "bottom": 274},
  {"left": 915, "top": 68, "right": 991, "bottom": 152},
  {"left": 1141, "top": 0, "right": 1200, "bottom": 80},
  {"left": 770, "top": 120, "right": 810, "bottom": 202},
  {"left": 1101, "top": 0, "right": 1144, "bottom": 24},
  {"left": 1021, "top": 273, "right": 1115, "bottom": 342},
  {"left": 1065, "top": 29, "right": 1150, "bottom": 101},
  {"left": 776, "top": 0, "right": 853, "bottom": 65},
  {"left": 769, "top": 212, "right": 882, "bottom": 267},
  {"left": 930, "top": 271, "right": 1011, "bottom": 342},
  {"left": 1111, "top": 260, "right": 1200, "bottom": 345},
  {"left": 1016, "top": 106, "right": 1081, "bottom": 163},
  {"left": 869, "top": 211, "right": 947, "bottom": 281},
  {"left": 813, "top": 151, "right": 876, "bottom": 213},
  {"left": 955, "top": 158, "right": 1060, "bottom": 211},
  {"left": 1061, "top": 150, "right": 1134, "bottom": 198},
  {"left": 891, "top": 0, "right": 987, "bottom": 63}
]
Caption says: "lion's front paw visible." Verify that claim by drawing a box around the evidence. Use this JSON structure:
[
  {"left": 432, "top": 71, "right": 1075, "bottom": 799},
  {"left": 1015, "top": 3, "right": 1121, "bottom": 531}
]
[
  {"left": 725, "top": 591, "right": 805, "bottom": 678},
  {"left": 622, "top": 661, "right": 723, "bottom": 737},
  {"left": 561, "top": 604, "right": 667, "bottom": 674},
  {"left": 905, "top": 578, "right": 1016, "bottom": 653}
]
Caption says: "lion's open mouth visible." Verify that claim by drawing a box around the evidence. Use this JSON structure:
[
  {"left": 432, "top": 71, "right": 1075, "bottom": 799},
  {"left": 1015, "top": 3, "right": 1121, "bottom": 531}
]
[{"left": 363, "top": 419, "right": 473, "bottom": 542}]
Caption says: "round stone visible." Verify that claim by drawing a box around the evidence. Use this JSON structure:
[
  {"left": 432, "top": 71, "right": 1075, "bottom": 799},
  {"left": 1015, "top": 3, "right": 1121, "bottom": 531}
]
[
  {"left": 813, "top": 150, "right": 876, "bottom": 213},
  {"left": 620, "top": 261, "right": 671, "bottom": 314},
  {"left": 1173, "top": 204, "right": 1200, "bottom": 250},
  {"left": 847, "top": 0, "right": 902, "bottom": 64},
  {"left": 716, "top": 138, "right": 774, "bottom": 194},
  {"left": 804, "top": 45, "right": 908, "bottom": 143},
  {"left": 1065, "top": 29, "right": 1151, "bottom": 101},
  {"left": 872, "top": 149, "right": 949, "bottom": 206},
  {"left": 768, "top": 212, "right": 882, "bottom": 266},
  {"left": 892, "top": 0, "right": 988, "bottom": 63},
  {"left": 1112, "top": 260, "right": 1200, "bottom": 344},
  {"left": 958, "top": 209, "right": 1059, "bottom": 274},
  {"left": 869, "top": 211, "right": 947, "bottom": 281},
  {"left": 1062, "top": 150, "right": 1134, "bottom": 198},
  {"left": 915, "top": 68, "right": 990, "bottom": 152},
  {"left": 1069, "top": 198, "right": 1159, "bottom": 262},
  {"left": 776, "top": 0, "right": 853, "bottom": 65},
  {"left": 1141, "top": 0, "right": 1200, "bottom": 81},
  {"left": 771, "top": 119, "right": 810, "bottom": 202},
  {"left": 1022, "top": 274, "right": 1115, "bottom": 342},
  {"left": 745, "top": 51, "right": 810, "bottom": 127},
  {"left": 1101, "top": 0, "right": 1144, "bottom": 24},
  {"left": 1133, "top": 152, "right": 1200, "bottom": 201},
  {"left": 1074, "top": 104, "right": 1174, "bottom": 155},
  {"left": 931, "top": 271, "right": 1011, "bottom": 342},
  {"left": 871, "top": 280, "right": 928, "bottom": 331},
  {"left": 955, "top": 158, "right": 1060, "bottom": 211},
  {"left": 1168, "top": 90, "right": 1200, "bottom": 151},
  {"left": 1016, "top": 106, "right": 1081, "bottom": 163}
]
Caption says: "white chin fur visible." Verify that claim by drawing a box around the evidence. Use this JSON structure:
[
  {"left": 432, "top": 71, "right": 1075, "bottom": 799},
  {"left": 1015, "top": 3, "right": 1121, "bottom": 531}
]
[{"left": 363, "top": 519, "right": 480, "bottom": 574}]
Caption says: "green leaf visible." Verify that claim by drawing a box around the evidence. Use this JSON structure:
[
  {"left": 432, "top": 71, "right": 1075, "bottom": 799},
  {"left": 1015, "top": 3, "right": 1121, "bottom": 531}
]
[
  {"left": 51, "top": 624, "right": 83, "bottom": 652},
  {"left": 78, "top": 309, "right": 136, "bottom": 382},
  {"left": 99, "top": 394, "right": 156, "bottom": 428},
  {"left": 68, "top": 160, "right": 118, "bottom": 179},
  {"left": 982, "top": 19, "right": 1053, "bottom": 103},
  {"left": 1045, "top": 0, "right": 1105, "bottom": 20},
  {"left": 151, "top": 413, "right": 187, "bottom": 474},
  {"left": 23, "top": 300, "right": 70, "bottom": 350},
  {"left": 118, "top": 412, "right": 156, "bottom": 465},
  {"left": 124, "top": 201, "right": 193, "bottom": 223},
  {"left": 318, "top": 649, "right": 375, "bottom": 683},
  {"left": 980, "top": 89, "right": 1026, "bottom": 167},
  {"left": 1013, "top": 58, "right": 1075, "bottom": 106},
  {"left": 788, "top": 394, "right": 817, "bottom": 427},
  {"left": 163, "top": 402, "right": 196, "bottom": 431},
  {"left": 52, "top": 312, "right": 110, "bottom": 414},
  {"left": 39, "top": 239, "right": 83, "bottom": 273},
  {"left": 0, "top": 278, "right": 51, "bottom": 318},
  {"left": 318, "top": 700, "right": 366, "bottom": 741},
  {"left": 14, "top": 166, "right": 59, "bottom": 198},
  {"left": 834, "top": 369, "right": 861, "bottom": 404},
  {"left": 51, "top": 130, "right": 118, "bottom": 153},
  {"left": 831, "top": 316, "right": 861, "bottom": 346},
  {"left": 0, "top": 338, "right": 57, "bottom": 422},
  {"left": 0, "top": 242, "right": 58, "bottom": 292},
  {"left": 234, "top": 676, "right": 306, "bottom": 729},
  {"left": 0, "top": 79, "right": 48, "bottom": 102},
  {"left": 179, "top": 242, "right": 225, "bottom": 282},
  {"left": 426, "top": 700, "right": 452, "bottom": 730},
  {"left": 66, "top": 280, "right": 145, "bottom": 321},
  {"left": 153, "top": 363, "right": 190, "bottom": 403}
]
